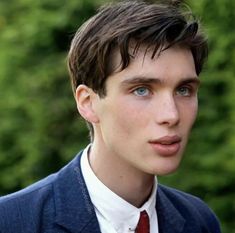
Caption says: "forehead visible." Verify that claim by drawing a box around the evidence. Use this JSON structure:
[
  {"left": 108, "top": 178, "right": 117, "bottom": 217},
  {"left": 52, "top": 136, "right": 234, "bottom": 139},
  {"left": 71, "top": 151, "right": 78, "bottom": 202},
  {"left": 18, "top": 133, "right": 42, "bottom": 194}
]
[{"left": 108, "top": 44, "right": 197, "bottom": 81}]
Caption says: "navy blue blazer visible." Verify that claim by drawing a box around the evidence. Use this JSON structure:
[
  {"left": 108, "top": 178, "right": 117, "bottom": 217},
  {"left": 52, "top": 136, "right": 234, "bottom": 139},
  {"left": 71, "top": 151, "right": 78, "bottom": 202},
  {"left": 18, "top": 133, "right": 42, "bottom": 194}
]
[{"left": 0, "top": 151, "right": 221, "bottom": 233}]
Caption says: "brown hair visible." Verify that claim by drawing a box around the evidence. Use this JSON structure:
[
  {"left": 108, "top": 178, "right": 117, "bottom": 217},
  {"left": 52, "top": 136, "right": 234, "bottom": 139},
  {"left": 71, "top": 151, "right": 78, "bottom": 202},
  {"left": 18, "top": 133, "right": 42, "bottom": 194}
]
[{"left": 67, "top": 0, "right": 208, "bottom": 139}]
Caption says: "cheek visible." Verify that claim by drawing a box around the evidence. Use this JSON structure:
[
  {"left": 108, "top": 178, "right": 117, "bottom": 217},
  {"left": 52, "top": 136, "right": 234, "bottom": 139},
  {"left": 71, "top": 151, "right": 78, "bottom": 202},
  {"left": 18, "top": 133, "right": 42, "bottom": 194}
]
[
  {"left": 109, "top": 100, "right": 149, "bottom": 135},
  {"left": 191, "top": 101, "right": 198, "bottom": 121},
  {"left": 182, "top": 101, "right": 198, "bottom": 128},
  {"left": 114, "top": 104, "right": 139, "bottom": 129}
]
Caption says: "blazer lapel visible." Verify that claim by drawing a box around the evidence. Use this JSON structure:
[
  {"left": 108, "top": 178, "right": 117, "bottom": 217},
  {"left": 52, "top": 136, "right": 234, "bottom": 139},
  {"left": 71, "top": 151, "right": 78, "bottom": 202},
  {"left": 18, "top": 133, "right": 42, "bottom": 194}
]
[
  {"left": 53, "top": 152, "right": 101, "bottom": 233},
  {"left": 156, "top": 185, "right": 185, "bottom": 233}
]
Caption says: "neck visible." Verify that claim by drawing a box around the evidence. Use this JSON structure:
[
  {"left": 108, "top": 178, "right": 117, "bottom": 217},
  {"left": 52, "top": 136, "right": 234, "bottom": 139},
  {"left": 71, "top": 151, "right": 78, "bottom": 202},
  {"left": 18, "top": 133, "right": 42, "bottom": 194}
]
[{"left": 88, "top": 142, "right": 155, "bottom": 208}]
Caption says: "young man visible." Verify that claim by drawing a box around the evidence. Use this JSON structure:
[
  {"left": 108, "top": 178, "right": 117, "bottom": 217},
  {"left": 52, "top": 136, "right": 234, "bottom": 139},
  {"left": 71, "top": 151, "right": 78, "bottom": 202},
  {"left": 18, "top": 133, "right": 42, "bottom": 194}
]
[{"left": 0, "top": 1, "right": 221, "bottom": 233}]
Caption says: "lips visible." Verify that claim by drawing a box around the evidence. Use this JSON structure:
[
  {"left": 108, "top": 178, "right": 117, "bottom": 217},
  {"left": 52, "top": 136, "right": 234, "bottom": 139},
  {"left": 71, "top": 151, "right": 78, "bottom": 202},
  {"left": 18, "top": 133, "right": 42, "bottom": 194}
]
[{"left": 149, "top": 135, "right": 181, "bottom": 156}]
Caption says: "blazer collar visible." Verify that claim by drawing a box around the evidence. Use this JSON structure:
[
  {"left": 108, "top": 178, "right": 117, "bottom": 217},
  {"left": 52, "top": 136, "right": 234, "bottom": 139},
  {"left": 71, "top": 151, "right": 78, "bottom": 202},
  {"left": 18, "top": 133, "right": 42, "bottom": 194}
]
[
  {"left": 157, "top": 185, "right": 186, "bottom": 233},
  {"left": 53, "top": 152, "right": 101, "bottom": 233}
]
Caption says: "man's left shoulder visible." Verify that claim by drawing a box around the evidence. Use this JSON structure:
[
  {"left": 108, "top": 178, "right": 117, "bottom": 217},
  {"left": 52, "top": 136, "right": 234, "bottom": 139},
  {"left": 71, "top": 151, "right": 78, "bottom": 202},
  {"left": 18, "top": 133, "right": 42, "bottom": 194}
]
[
  {"left": 158, "top": 184, "right": 213, "bottom": 211},
  {"left": 158, "top": 184, "right": 221, "bottom": 233}
]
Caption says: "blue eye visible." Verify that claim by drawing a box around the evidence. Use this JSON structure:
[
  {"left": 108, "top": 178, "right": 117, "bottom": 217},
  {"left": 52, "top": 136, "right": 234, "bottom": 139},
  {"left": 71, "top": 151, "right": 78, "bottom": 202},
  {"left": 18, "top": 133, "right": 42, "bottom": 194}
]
[
  {"left": 177, "top": 86, "right": 191, "bottom": 96},
  {"left": 133, "top": 87, "right": 150, "bottom": 96}
]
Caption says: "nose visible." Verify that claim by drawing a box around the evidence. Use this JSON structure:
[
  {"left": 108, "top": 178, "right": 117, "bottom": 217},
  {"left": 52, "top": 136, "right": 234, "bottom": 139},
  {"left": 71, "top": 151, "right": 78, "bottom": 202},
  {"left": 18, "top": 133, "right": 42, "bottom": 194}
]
[{"left": 155, "top": 93, "right": 180, "bottom": 127}]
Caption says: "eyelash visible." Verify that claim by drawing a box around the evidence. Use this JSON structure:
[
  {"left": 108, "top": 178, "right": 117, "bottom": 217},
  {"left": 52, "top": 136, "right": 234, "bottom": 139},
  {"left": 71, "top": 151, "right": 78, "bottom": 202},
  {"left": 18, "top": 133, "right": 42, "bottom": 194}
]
[
  {"left": 132, "top": 86, "right": 152, "bottom": 97},
  {"left": 131, "top": 85, "right": 197, "bottom": 98},
  {"left": 176, "top": 85, "right": 195, "bottom": 97}
]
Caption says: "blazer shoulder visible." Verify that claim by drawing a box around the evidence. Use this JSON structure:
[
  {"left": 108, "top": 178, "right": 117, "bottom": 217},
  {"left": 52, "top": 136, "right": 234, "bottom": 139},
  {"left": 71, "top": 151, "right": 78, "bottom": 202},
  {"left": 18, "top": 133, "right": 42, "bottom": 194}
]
[
  {"left": 0, "top": 172, "right": 57, "bottom": 204},
  {"left": 0, "top": 173, "right": 57, "bottom": 233},
  {"left": 158, "top": 184, "right": 221, "bottom": 233},
  {"left": 0, "top": 153, "right": 83, "bottom": 233}
]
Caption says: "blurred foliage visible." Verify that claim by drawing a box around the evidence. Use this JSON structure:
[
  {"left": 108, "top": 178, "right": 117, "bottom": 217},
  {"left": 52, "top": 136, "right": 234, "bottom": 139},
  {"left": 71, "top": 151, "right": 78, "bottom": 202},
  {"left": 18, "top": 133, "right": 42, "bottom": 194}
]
[
  {"left": 0, "top": 0, "right": 102, "bottom": 190},
  {"left": 0, "top": 0, "right": 234, "bottom": 232}
]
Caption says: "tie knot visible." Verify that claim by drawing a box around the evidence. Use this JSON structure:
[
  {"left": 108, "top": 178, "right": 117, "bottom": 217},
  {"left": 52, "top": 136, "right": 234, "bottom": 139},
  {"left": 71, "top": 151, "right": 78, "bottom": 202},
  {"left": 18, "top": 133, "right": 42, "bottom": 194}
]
[{"left": 135, "top": 210, "right": 150, "bottom": 233}]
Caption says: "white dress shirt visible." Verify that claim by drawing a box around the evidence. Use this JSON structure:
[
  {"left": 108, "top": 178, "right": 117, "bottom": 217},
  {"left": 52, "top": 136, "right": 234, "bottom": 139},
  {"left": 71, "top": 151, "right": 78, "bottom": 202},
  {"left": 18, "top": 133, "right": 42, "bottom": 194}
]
[{"left": 81, "top": 145, "right": 159, "bottom": 233}]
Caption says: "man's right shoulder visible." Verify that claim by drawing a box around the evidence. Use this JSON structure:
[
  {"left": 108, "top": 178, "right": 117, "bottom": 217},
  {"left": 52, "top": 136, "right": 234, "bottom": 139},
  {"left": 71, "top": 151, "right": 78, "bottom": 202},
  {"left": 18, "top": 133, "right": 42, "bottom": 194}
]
[
  {"left": 0, "top": 172, "right": 57, "bottom": 200},
  {"left": 0, "top": 173, "right": 58, "bottom": 232}
]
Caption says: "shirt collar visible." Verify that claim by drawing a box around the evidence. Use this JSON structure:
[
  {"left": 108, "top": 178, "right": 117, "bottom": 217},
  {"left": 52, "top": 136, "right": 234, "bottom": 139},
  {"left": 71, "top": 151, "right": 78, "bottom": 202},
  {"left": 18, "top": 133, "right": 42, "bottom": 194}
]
[{"left": 81, "top": 144, "right": 158, "bottom": 232}]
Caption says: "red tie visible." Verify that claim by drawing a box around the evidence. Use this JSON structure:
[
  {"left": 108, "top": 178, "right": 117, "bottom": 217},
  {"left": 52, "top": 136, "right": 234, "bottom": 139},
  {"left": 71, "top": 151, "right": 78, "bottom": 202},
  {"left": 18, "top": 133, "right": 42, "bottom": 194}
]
[{"left": 135, "top": 210, "right": 150, "bottom": 233}]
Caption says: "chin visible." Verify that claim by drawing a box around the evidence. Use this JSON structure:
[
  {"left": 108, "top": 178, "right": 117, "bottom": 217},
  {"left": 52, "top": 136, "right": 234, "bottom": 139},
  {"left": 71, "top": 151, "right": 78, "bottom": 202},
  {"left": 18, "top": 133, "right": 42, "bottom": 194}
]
[
  {"left": 157, "top": 167, "right": 179, "bottom": 176},
  {"left": 149, "top": 161, "right": 181, "bottom": 176}
]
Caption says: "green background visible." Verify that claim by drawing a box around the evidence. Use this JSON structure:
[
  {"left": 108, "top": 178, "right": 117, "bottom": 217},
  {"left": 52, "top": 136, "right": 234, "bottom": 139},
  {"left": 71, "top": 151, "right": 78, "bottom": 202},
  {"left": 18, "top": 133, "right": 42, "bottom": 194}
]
[{"left": 0, "top": 0, "right": 234, "bottom": 232}]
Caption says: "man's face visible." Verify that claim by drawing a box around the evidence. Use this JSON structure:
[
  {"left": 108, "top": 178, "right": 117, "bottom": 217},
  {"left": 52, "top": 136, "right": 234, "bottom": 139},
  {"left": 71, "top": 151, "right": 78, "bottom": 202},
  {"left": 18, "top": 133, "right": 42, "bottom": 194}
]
[{"left": 93, "top": 45, "right": 199, "bottom": 176}]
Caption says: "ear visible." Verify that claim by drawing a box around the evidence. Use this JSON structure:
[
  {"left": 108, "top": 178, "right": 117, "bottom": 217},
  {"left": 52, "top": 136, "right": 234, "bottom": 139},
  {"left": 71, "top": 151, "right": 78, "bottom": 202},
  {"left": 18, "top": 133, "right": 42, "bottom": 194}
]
[{"left": 75, "top": 85, "right": 99, "bottom": 123}]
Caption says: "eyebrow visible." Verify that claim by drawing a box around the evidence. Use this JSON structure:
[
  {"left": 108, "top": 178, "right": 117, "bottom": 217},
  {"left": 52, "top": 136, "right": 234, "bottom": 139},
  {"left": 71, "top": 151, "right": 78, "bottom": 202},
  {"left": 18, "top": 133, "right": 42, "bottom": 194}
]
[
  {"left": 120, "top": 76, "right": 161, "bottom": 86},
  {"left": 120, "top": 76, "right": 200, "bottom": 86},
  {"left": 179, "top": 78, "right": 201, "bottom": 86}
]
